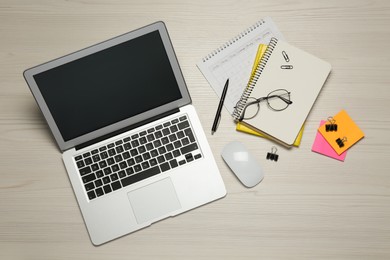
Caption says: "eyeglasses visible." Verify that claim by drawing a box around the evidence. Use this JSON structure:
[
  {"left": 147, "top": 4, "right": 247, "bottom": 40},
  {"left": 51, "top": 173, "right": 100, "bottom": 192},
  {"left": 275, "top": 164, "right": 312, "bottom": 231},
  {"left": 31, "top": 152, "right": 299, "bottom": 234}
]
[{"left": 237, "top": 89, "right": 293, "bottom": 121}]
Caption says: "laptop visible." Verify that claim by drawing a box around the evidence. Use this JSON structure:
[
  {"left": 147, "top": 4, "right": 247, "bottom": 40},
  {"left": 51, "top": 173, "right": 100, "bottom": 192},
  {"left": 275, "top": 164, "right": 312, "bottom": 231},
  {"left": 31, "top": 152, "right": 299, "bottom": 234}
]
[{"left": 23, "top": 21, "right": 226, "bottom": 245}]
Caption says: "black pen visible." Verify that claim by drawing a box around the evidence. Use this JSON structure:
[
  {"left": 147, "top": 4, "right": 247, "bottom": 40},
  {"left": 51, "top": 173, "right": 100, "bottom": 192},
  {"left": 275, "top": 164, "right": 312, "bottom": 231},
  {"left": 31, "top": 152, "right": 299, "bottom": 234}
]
[{"left": 211, "top": 79, "right": 229, "bottom": 135}]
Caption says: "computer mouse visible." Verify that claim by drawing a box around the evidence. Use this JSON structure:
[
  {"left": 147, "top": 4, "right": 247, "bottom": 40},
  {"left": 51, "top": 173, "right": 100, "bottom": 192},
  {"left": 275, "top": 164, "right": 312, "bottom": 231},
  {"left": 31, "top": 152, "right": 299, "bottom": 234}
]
[{"left": 221, "top": 141, "right": 264, "bottom": 188}]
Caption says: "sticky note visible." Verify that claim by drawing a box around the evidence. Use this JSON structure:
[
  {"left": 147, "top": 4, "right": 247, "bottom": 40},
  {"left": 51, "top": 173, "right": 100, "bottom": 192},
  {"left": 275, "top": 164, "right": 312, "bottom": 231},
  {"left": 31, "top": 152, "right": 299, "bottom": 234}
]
[
  {"left": 318, "top": 110, "right": 364, "bottom": 155},
  {"left": 312, "top": 120, "right": 347, "bottom": 161}
]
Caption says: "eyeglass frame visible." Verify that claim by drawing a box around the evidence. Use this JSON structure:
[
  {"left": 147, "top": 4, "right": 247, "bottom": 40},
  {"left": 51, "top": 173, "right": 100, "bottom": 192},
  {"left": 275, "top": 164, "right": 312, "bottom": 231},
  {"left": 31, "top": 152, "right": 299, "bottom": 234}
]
[{"left": 238, "top": 88, "right": 293, "bottom": 122}]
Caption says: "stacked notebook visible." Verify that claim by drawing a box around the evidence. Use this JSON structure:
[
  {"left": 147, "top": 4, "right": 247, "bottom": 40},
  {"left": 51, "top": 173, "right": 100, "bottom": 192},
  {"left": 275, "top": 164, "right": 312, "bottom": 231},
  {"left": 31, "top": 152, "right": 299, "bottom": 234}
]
[{"left": 197, "top": 18, "right": 331, "bottom": 147}]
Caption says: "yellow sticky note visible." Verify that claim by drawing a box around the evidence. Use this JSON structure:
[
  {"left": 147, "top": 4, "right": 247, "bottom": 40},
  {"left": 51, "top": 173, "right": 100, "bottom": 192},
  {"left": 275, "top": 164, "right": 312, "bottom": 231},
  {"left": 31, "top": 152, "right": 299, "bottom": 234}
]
[
  {"left": 318, "top": 110, "right": 364, "bottom": 155},
  {"left": 236, "top": 122, "right": 304, "bottom": 147}
]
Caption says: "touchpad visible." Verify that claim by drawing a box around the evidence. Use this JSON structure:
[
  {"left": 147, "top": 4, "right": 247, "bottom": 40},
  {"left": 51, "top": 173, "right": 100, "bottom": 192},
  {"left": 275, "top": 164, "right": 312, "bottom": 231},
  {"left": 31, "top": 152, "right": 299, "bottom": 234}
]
[{"left": 127, "top": 178, "right": 181, "bottom": 224}]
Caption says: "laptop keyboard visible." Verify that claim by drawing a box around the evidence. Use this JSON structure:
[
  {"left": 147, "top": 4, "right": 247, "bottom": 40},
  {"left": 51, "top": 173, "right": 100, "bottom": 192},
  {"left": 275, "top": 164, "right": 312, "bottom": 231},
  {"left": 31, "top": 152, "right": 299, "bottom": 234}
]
[{"left": 74, "top": 114, "right": 202, "bottom": 201}]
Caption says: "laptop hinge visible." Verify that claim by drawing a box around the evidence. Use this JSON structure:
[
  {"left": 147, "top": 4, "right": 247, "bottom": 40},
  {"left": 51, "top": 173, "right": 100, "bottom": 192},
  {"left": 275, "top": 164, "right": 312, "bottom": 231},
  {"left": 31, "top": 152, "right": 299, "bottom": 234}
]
[{"left": 75, "top": 108, "right": 180, "bottom": 151}]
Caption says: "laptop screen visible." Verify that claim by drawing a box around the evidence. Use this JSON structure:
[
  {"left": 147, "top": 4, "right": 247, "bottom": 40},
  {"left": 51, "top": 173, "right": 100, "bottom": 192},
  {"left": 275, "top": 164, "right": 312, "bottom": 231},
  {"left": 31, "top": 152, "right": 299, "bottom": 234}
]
[{"left": 32, "top": 30, "right": 182, "bottom": 142}]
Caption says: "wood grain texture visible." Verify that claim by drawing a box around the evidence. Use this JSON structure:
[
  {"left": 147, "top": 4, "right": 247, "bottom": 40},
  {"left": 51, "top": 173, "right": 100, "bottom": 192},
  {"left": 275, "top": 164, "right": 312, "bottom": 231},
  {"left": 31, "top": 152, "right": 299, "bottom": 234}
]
[{"left": 1, "top": 0, "right": 390, "bottom": 259}]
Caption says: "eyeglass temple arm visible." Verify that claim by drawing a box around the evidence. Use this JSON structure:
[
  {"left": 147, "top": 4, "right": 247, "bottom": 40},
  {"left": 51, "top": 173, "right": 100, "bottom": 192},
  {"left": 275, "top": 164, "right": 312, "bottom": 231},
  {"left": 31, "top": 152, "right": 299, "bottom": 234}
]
[{"left": 267, "top": 94, "right": 293, "bottom": 104}]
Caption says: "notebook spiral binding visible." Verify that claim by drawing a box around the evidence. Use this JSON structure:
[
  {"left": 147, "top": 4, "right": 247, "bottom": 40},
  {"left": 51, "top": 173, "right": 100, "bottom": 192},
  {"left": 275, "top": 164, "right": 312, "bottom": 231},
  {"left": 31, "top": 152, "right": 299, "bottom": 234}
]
[
  {"left": 232, "top": 37, "right": 278, "bottom": 120},
  {"left": 201, "top": 19, "right": 266, "bottom": 63}
]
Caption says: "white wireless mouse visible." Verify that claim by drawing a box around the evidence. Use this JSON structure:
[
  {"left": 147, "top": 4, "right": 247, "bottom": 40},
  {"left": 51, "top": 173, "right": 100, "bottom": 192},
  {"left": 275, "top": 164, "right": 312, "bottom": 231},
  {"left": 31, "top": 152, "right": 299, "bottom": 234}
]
[{"left": 221, "top": 141, "right": 264, "bottom": 188}]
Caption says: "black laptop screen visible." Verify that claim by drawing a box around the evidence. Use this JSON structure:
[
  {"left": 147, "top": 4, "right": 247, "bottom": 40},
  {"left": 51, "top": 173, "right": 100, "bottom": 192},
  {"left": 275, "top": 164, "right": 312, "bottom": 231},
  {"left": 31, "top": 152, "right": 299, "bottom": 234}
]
[{"left": 33, "top": 30, "right": 182, "bottom": 141}]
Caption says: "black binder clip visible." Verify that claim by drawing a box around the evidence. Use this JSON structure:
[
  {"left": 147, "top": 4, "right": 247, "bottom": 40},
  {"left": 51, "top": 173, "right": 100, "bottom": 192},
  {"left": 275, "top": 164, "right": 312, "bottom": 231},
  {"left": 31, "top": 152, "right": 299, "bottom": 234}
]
[
  {"left": 325, "top": 117, "right": 338, "bottom": 132},
  {"left": 266, "top": 146, "right": 279, "bottom": 162},
  {"left": 336, "top": 137, "right": 347, "bottom": 148}
]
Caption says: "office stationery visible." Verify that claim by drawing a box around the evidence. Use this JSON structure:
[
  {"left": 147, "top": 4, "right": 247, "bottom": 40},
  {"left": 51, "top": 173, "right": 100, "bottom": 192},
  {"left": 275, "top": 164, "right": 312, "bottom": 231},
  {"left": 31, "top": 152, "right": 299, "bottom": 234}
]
[
  {"left": 325, "top": 117, "right": 338, "bottom": 132},
  {"left": 211, "top": 79, "right": 229, "bottom": 134},
  {"left": 235, "top": 43, "right": 304, "bottom": 147},
  {"left": 266, "top": 146, "right": 279, "bottom": 161},
  {"left": 221, "top": 141, "right": 264, "bottom": 188},
  {"left": 197, "top": 17, "right": 285, "bottom": 115},
  {"left": 233, "top": 37, "right": 331, "bottom": 147},
  {"left": 236, "top": 122, "right": 304, "bottom": 147},
  {"left": 312, "top": 120, "right": 347, "bottom": 161},
  {"left": 318, "top": 110, "right": 364, "bottom": 155},
  {"left": 23, "top": 22, "right": 226, "bottom": 245},
  {"left": 336, "top": 137, "right": 347, "bottom": 148}
]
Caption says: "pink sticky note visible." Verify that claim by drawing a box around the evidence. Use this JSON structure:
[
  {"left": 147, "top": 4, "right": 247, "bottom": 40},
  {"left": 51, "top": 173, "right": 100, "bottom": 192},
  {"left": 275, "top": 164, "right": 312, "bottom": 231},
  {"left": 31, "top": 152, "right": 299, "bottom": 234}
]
[{"left": 312, "top": 120, "right": 347, "bottom": 161}]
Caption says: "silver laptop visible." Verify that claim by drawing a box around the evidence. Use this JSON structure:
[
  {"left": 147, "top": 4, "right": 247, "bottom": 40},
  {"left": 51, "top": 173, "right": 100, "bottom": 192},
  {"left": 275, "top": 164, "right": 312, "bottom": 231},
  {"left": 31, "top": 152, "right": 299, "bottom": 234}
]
[{"left": 23, "top": 21, "right": 226, "bottom": 245}]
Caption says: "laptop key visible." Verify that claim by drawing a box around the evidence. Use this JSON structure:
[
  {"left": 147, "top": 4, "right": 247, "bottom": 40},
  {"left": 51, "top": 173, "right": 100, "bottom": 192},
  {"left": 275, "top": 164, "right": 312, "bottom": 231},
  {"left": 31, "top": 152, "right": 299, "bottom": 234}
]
[
  {"left": 103, "top": 167, "right": 112, "bottom": 175},
  {"left": 95, "top": 187, "right": 104, "bottom": 197},
  {"left": 123, "top": 142, "right": 131, "bottom": 150},
  {"left": 157, "top": 155, "right": 165, "bottom": 163},
  {"left": 169, "top": 159, "right": 178, "bottom": 168},
  {"left": 174, "top": 140, "right": 182, "bottom": 148},
  {"left": 110, "top": 173, "right": 119, "bottom": 181},
  {"left": 141, "top": 161, "right": 150, "bottom": 169},
  {"left": 91, "top": 163, "right": 99, "bottom": 171},
  {"left": 184, "top": 128, "right": 195, "bottom": 142},
  {"left": 85, "top": 182, "right": 95, "bottom": 191},
  {"left": 96, "top": 170, "right": 104, "bottom": 178},
  {"left": 82, "top": 173, "right": 95, "bottom": 183},
  {"left": 126, "top": 167, "right": 134, "bottom": 175},
  {"left": 118, "top": 170, "right": 126, "bottom": 178},
  {"left": 160, "top": 162, "right": 170, "bottom": 172},
  {"left": 102, "top": 176, "right": 110, "bottom": 184},
  {"left": 162, "top": 128, "right": 170, "bottom": 136},
  {"left": 172, "top": 150, "right": 180, "bottom": 157},
  {"left": 178, "top": 120, "right": 189, "bottom": 130},
  {"left": 111, "top": 181, "right": 122, "bottom": 191},
  {"left": 103, "top": 184, "right": 112, "bottom": 194},
  {"left": 77, "top": 160, "right": 85, "bottom": 169},
  {"left": 121, "top": 166, "right": 161, "bottom": 188},
  {"left": 92, "top": 154, "right": 100, "bottom": 162},
  {"left": 130, "top": 149, "right": 138, "bottom": 157},
  {"left": 139, "top": 137, "right": 147, "bottom": 145},
  {"left": 185, "top": 153, "right": 194, "bottom": 162},
  {"left": 84, "top": 157, "right": 93, "bottom": 165},
  {"left": 100, "top": 151, "right": 108, "bottom": 159},
  {"left": 95, "top": 179, "right": 103, "bottom": 187},
  {"left": 87, "top": 190, "right": 96, "bottom": 200},
  {"left": 179, "top": 160, "right": 186, "bottom": 166},
  {"left": 134, "top": 164, "right": 142, "bottom": 172},
  {"left": 181, "top": 143, "right": 198, "bottom": 155},
  {"left": 149, "top": 158, "right": 157, "bottom": 167}
]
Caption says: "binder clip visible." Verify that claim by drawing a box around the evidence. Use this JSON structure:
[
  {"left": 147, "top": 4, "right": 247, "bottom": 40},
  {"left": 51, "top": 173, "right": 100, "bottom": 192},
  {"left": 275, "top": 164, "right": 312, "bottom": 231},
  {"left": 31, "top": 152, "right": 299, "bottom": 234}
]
[
  {"left": 325, "top": 117, "right": 338, "bottom": 132},
  {"left": 266, "top": 146, "right": 279, "bottom": 162},
  {"left": 336, "top": 137, "right": 347, "bottom": 148}
]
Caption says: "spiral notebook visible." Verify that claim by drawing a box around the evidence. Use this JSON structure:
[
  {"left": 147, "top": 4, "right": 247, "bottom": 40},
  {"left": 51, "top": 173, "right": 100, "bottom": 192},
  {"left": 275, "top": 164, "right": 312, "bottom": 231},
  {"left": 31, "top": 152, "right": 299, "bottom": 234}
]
[
  {"left": 233, "top": 38, "right": 331, "bottom": 147},
  {"left": 197, "top": 17, "right": 284, "bottom": 114}
]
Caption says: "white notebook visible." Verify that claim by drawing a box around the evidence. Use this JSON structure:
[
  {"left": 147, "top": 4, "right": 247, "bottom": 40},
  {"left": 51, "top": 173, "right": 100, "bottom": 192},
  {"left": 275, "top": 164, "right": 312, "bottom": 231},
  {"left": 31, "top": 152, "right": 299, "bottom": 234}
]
[
  {"left": 197, "top": 17, "right": 284, "bottom": 114},
  {"left": 233, "top": 38, "right": 331, "bottom": 147}
]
